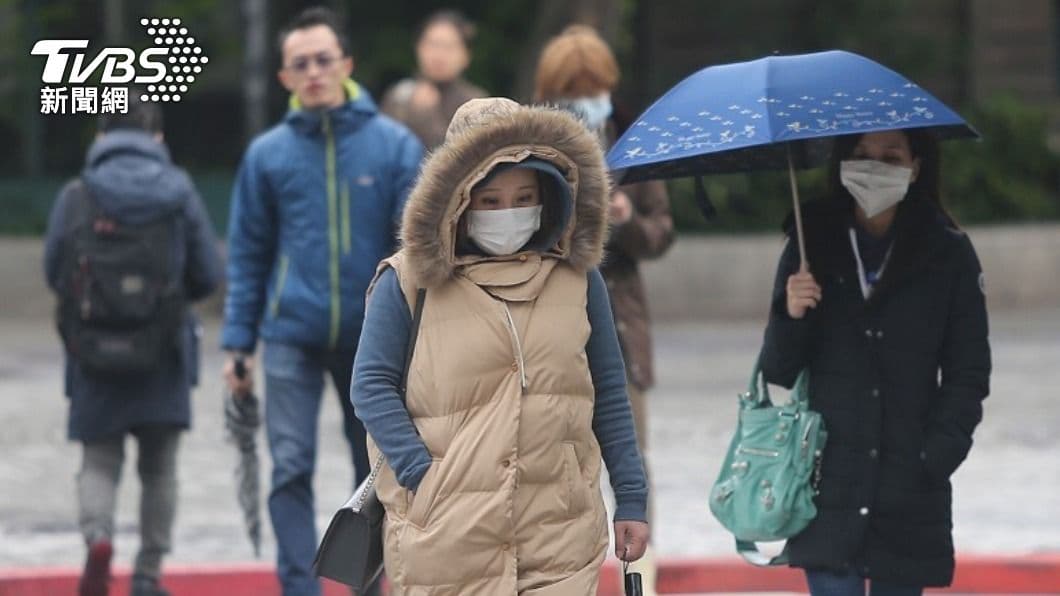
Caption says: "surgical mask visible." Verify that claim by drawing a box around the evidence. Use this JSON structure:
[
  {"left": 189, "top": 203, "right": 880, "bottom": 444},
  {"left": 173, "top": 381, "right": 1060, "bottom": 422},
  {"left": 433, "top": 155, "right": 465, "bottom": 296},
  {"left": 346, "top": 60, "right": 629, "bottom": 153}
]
[
  {"left": 840, "top": 160, "right": 913, "bottom": 218},
  {"left": 562, "top": 93, "right": 613, "bottom": 131},
  {"left": 467, "top": 205, "right": 543, "bottom": 256}
]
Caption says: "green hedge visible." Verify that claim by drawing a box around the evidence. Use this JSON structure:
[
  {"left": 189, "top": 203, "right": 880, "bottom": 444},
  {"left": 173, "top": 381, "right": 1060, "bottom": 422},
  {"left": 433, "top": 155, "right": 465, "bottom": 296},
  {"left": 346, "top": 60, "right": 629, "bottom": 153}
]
[
  {"left": 2, "top": 96, "right": 1057, "bottom": 237},
  {"left": 0, "top": 170, "right": 235, "bottom": 236},
  {"left": 666, "top": 95, "right": 1060, "bottom": 233}
]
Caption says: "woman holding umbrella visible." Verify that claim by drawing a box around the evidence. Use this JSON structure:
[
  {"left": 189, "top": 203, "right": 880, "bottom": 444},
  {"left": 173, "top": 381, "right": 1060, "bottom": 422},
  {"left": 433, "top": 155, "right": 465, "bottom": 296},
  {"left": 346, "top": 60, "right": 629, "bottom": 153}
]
[{"left": 760, "top": 127, "right": 991, "bottom": 595}]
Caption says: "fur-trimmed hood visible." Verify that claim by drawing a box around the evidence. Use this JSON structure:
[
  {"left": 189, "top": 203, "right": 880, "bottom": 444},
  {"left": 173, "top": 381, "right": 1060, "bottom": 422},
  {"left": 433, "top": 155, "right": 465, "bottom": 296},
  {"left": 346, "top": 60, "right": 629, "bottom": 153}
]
[{"left": 399, "top": 97, "right": 610, "bottom": 288}]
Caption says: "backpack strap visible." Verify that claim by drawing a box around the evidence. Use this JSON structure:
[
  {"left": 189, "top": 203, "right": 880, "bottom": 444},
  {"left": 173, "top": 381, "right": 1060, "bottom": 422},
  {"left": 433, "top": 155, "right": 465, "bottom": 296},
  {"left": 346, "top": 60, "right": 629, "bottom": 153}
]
[{"left": 62, "top": 179, "right": 100, "bottom": 237}]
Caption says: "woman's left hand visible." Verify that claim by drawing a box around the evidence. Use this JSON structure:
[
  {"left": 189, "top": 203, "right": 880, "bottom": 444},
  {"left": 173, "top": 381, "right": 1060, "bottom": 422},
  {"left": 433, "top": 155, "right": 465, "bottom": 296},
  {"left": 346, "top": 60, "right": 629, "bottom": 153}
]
[
  {"left": 609, "top": 191, "right": 634, "bottom": 224},
  {"left": 614, "top": 520, "right": 650, "bottom": 561}
]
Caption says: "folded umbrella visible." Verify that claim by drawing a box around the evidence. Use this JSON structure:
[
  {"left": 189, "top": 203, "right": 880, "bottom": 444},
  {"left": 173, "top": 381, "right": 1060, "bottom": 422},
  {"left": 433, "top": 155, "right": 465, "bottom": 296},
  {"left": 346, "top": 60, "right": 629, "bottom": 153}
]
[{"left": 223, "top": 358, "right": 261, "bottom": 557}]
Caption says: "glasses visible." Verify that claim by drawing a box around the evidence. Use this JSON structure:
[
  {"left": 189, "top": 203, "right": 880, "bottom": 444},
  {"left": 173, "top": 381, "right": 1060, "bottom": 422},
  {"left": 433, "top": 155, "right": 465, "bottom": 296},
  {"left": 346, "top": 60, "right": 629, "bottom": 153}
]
[{"left": 285, "top": 53, "right": 341, "bottom": 74}]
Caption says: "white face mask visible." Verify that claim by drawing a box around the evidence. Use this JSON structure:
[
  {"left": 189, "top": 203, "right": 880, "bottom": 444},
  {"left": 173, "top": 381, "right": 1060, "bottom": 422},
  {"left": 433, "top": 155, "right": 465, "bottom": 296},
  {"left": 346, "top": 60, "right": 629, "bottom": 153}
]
[
  {"left": 564, "top": 93, "right": 613, "bottom": 131},
  {"left": 840, "top": 160, "right": 914, "bottom": 218},
  {"left": 466, "top": 205, "right": 543, "bottom": 256}
]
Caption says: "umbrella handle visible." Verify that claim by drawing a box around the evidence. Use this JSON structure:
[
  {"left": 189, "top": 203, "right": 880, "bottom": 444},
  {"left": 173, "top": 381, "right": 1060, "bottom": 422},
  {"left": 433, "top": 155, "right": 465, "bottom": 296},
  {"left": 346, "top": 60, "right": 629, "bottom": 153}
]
[{"left": 786, "top": 144, "right": 809, "bottom": 272}]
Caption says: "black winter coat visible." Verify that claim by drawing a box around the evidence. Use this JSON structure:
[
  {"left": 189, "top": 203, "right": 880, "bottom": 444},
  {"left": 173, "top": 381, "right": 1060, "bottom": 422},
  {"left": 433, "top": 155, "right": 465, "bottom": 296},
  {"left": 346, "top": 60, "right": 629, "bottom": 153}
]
[{"left": 760, "top": 195, "right": 991, "bottom": 587}]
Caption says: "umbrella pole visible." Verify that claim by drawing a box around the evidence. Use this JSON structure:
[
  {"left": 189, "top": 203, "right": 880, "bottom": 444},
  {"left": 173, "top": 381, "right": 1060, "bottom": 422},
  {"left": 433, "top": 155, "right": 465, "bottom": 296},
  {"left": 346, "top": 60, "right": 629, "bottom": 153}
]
[{"left": 786, "top": 144, "right": 808, "bottom": 272}]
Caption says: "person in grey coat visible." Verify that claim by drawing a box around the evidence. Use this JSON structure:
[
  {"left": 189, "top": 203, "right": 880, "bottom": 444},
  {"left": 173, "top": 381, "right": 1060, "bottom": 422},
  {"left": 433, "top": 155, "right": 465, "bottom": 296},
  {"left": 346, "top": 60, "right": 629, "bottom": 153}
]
[{"left": 43, "top": 97, "right": 223, "bottom": 596}]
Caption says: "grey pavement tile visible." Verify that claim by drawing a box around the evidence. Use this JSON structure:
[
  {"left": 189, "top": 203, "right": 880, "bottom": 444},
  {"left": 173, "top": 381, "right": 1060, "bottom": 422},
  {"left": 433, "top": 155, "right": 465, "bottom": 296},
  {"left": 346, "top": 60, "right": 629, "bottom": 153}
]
[{"left": 1, "top": 308, "right": 1058, "bottom": 567}]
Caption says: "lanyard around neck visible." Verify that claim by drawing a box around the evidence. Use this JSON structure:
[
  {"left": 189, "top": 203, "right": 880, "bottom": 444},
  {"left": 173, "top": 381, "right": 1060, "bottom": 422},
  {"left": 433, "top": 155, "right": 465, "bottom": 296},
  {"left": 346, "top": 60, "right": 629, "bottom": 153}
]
[{"left": 848, "top": 227, "right": 893, "bottom": 300}]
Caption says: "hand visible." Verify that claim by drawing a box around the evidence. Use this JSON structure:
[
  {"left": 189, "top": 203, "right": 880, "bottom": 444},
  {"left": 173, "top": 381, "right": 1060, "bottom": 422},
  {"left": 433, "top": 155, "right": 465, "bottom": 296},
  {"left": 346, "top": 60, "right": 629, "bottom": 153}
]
[
  {"left": 614, "top": 520, "right": 650, "bottom": 561},
  {"left": 609, "top": 191, "right": 633, "bottom": 224},
  {"left": 409, "top": 81, "right": 440, "bottom": 111},
  {"left": 786, "top": 271, "right": 822, "bottom": 319},
  {"left": 223, "top": 353, "right": 255, "bottom": 396}
]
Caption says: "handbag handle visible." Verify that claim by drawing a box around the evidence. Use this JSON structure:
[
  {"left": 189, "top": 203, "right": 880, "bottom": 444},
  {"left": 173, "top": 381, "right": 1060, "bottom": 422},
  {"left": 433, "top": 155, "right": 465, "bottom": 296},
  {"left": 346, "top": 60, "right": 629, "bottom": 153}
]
[
  {"left": 743, "top": 355, "right": 809, "bottom": 410},
  {"left": 357, "top": 287, "right": 428, "bottom": 507}
]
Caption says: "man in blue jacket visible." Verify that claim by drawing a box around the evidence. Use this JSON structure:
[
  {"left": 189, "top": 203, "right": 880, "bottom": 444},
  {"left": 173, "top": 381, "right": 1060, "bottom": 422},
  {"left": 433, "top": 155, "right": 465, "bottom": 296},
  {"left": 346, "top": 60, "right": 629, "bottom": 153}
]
[
  {"left": 45, "top": 97, "right": 223, "bottom": 596},
  {"left": 221, "top": 7, "right": 423, "bottom": 596}
]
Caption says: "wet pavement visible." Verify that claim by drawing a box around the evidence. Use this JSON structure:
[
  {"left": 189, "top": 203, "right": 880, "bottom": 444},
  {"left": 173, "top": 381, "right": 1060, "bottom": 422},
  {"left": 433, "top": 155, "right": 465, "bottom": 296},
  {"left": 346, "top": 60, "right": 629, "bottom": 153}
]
[{"left": 1, "top": 308, "right": 1058, "bottom": 569}]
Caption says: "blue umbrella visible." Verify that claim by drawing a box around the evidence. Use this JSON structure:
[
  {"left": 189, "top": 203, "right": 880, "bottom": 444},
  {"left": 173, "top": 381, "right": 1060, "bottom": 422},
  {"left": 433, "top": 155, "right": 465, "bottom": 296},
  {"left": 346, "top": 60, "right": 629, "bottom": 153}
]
[{"left": 606, "top": 50, "right": 978, "bottom": 268}]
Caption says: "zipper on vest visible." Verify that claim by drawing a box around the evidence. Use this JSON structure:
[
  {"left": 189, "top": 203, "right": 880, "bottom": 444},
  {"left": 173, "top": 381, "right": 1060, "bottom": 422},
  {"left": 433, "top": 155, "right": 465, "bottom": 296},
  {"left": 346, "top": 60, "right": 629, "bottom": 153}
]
[
  {"left": 501, "top": 301, "right": 528, "bottom": 392},
  {"left": 323, "top": 112, "right": 341, "bottom": 349}
]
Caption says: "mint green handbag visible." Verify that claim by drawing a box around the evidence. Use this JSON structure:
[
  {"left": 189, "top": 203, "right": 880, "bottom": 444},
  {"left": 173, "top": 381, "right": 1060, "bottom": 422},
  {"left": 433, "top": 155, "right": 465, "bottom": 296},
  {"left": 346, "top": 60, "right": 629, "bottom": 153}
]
[{"left": 709, "top": 362, "right": 827, "bottom": 566}]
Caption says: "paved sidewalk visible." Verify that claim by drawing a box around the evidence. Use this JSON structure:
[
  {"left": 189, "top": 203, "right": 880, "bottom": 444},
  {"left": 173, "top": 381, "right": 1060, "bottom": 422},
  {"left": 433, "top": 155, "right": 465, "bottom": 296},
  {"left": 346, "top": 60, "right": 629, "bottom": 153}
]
[{"left": 1, "top": 308, "right": 1058, "bottom": 569}]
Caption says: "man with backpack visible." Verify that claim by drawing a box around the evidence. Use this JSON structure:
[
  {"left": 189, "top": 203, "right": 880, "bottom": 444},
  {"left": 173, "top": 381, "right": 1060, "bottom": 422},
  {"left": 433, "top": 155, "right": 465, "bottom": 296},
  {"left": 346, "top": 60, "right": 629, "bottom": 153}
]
[{"left": 43, "top": 96, "right": 223, "bottom": 596}]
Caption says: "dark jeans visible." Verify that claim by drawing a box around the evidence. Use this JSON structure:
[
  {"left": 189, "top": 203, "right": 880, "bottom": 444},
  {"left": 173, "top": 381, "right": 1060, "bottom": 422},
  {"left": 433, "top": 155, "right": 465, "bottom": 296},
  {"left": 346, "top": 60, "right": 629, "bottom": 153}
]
[
  {"left": 263, "top": 342, "right": 370, "bottom": 596},
  {"left": 806, "top": 569, "right": 923, "bottom": 596}
]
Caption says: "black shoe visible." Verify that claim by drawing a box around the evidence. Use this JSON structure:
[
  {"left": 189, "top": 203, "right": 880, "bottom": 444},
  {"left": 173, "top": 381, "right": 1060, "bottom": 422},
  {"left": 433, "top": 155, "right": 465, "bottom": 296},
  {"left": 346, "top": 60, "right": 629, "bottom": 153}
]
[{"left": 130, "top": 575, "right": 171, "bottom": 596}]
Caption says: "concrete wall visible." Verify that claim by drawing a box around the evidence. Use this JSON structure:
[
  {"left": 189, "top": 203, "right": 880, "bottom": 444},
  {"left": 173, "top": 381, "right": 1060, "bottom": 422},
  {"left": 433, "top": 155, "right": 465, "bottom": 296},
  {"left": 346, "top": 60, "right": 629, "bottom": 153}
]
[
  {"left": 2, "top": 224, "right": 1058, "bottom": 322},
  {"left": 641, "top": 224, "right": 1060, "bottom": 321}
]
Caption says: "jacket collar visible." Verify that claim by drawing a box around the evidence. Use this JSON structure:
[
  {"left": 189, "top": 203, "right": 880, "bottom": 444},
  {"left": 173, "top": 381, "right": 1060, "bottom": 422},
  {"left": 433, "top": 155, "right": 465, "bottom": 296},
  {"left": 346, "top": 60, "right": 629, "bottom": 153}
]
[
  {"left": 795, "top": 194, "right": 955, "bottom": 305},
  {"left": 865, "top": 195, "right": 953, "bottom": 304},
  {"left": 284, "top": 79, "right": 377, "bottom": 135}
]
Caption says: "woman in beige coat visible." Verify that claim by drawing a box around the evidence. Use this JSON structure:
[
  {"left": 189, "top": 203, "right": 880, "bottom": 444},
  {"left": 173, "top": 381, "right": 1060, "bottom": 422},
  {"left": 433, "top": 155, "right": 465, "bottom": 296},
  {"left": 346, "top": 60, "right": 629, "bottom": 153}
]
[{"left": 351, "top": 97, "right": 650, "bottom": 595}]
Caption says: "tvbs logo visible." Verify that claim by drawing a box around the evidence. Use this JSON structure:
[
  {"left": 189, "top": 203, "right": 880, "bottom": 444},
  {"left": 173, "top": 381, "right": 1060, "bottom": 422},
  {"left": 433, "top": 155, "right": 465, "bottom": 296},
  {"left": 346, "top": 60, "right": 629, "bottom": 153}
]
[
  {"left": 32, "top": 18, "right": 208, "bottom": 114},
  {"left": 32, "top": 40, "right": 168, "bottom": 84}
]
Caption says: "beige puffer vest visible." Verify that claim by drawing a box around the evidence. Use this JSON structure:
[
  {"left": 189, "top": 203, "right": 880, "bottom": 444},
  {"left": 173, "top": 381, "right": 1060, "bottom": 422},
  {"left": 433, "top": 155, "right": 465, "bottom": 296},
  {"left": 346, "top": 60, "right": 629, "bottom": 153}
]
[
  {"left": 365, "top": 98, "right": 613, "bottom": 595},
  {"left": 369, "top": 253, "right": 608, "bottom": 595}
]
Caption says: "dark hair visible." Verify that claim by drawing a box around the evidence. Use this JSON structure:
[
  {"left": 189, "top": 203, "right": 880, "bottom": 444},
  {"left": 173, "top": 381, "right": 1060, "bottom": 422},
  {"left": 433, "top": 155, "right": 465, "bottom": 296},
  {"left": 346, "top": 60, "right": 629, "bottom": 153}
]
[
  {"left": 828, "top": 128, "right": 944, "bottom": 211},
  {"left": 417, "top": 9, "right": 475, "bottom": 47},
  {"left": 98, "top": 92, "right": 163, "bottom": 134},
  {"left": 277, "top": 6, "right": 351, "bottom": 57}
]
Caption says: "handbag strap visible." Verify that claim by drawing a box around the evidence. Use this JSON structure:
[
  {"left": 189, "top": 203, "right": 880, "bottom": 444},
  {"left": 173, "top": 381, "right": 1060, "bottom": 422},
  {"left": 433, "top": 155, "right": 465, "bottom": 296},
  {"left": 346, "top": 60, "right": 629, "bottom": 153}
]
[
  {"left": 743, "top": 354, "right": 810, "bottom": 410},
  {"left": 358, "top": 287, "right": 428, "bottom": 503},
  {"left": 401, "top": 288, "right": 428, "bottom": 398}
]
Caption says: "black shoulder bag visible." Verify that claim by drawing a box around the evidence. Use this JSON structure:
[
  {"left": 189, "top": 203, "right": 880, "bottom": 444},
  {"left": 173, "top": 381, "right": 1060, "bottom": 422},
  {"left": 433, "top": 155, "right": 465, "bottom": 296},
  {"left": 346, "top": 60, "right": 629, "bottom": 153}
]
[{"left": 313, "top": 287, "right": 427, "bottom": 590}]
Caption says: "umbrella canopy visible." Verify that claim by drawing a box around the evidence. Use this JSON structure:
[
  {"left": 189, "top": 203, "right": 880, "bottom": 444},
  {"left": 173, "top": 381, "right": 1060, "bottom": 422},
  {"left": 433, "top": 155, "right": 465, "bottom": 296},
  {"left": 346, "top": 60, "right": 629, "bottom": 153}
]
[
  {"left": 607, "top": 50, "right": 977, "bottom": 185},
  {"left": 224, "top": 388, "right": 262, "bottom": 557}
]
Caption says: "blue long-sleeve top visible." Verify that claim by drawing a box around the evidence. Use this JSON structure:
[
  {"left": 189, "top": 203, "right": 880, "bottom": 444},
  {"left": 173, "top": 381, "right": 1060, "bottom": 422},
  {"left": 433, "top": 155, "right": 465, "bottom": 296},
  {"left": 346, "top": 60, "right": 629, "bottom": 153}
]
[{"left": 351, "top": 266, "right": 648, "bottom": 523}]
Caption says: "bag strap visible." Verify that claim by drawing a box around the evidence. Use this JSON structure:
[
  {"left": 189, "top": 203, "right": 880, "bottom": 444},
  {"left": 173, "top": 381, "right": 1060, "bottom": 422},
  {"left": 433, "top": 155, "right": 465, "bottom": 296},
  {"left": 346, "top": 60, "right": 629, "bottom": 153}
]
[
  {"left": 358, "top": 288, "right": 427, "bottom": 503},
  {"left": 736, "top": 538, "right": 790, "bottom": 566},
  {"left": 743, "top": 354, "right": 810, "bottom": 410},
  {"left": 400, "top": 288, "right": 427, "bottom": 403},
  {"left": 62, "top": 179, "right": 99, "bottom": 238}
]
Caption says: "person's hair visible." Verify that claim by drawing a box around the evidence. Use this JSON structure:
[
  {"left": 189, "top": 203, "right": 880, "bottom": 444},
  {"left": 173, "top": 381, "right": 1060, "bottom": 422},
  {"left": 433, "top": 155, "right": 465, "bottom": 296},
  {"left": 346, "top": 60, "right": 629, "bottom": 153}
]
[
  {"left": 276, "top": 6, "right": 351, "bottom": 57},
  {"left": 98, "top": 92, "right": 163, "bottom": 134},
  {"left": 533, "top": 25, "right": 619, "bottom": 101},
  {"left": 828, "top": 128, "right": 946, "bottom": 214},
  {"left": 417, "top": 9, "right": 476, "bottom": 47}
]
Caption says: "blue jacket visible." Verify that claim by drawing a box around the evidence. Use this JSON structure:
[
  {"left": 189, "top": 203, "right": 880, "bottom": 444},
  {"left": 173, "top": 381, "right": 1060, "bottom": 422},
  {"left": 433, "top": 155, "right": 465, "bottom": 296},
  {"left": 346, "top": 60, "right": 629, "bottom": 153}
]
[
  {"left": 222, "top": 81, "right": 424, "bottom": 352},
  {"left": 44, "top": 130, "right": 224, "bottom": 441}
]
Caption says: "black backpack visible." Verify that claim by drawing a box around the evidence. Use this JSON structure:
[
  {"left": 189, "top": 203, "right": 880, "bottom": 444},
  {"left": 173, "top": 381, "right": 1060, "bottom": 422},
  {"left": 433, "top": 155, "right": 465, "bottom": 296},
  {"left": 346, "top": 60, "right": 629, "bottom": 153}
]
[{"left": 56, "top": 181, "right": 186, "bottom": 376}]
